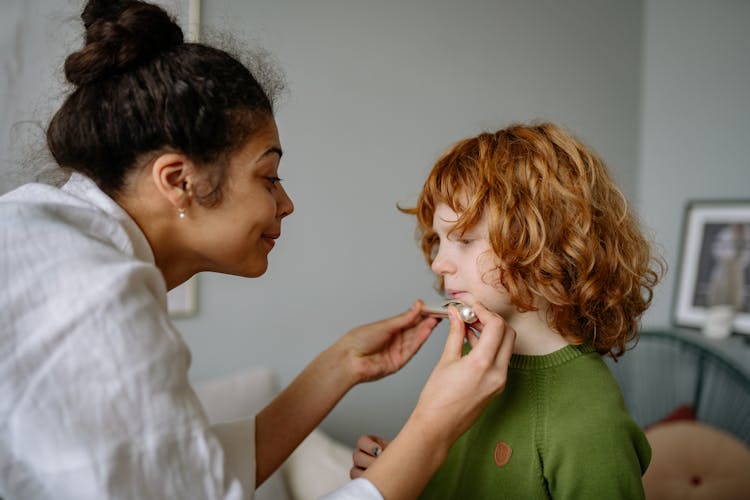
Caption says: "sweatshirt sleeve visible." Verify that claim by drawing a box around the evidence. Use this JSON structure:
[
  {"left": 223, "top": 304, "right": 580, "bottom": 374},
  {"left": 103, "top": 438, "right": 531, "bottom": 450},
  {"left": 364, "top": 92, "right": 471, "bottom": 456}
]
[{"left": 543, "top": 381, "right": 651, "bottom": 500}]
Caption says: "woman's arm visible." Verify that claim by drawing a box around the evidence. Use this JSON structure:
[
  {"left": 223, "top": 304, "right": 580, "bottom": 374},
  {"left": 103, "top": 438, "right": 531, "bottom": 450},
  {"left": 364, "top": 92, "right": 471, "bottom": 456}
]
[{"left": 255, "top": 301, "right": 438, "bottom": 485}]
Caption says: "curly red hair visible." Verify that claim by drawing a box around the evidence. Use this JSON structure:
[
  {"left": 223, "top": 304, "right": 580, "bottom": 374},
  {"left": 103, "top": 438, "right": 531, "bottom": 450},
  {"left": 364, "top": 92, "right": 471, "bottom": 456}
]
[{"left": 403, "top": 122, "right": 664, "bottom": 358}]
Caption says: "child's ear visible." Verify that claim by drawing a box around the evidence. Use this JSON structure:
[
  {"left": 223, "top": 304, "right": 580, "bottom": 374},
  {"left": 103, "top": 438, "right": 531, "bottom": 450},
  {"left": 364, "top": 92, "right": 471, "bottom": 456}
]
[{"left": 150, "top": 152, "right": 196, "bottom": 210}]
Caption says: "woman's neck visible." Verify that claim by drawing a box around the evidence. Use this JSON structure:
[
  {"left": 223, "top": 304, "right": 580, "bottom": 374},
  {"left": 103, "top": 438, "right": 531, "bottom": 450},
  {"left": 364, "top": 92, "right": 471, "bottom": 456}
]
[{"left": 115, "top": 173, "right": 196, "bottom": 291}]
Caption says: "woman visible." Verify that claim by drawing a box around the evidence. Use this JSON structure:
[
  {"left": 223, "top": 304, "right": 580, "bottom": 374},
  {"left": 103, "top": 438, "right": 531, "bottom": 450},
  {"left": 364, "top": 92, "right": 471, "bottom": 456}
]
[{"left": 0, "top": 1, "right": 515, "bottom": 499}]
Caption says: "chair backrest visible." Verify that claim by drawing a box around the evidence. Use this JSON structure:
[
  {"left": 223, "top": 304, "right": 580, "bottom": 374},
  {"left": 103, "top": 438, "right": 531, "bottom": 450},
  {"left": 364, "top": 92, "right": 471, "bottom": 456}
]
[{"left": 606, "top": 330, "right": 750, "bottom": 445}]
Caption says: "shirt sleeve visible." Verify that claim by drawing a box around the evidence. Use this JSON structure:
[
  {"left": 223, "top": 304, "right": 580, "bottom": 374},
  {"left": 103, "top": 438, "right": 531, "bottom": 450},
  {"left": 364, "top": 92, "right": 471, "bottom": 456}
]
[{"left": 318, "top": 478, "right": 384, "bottom": 500}]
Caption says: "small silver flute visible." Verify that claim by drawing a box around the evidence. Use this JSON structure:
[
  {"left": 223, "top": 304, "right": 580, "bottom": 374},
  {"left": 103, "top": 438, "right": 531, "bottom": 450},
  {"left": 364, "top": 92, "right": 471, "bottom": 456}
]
[{"left": 423, "top": 302, "right": 478, "bottom": 324}]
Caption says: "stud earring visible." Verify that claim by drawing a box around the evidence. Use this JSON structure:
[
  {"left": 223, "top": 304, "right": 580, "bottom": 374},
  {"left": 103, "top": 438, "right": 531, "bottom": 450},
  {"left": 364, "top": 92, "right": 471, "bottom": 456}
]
[{"left": 178, "top": 208, "right": 186, "bottom": 220}]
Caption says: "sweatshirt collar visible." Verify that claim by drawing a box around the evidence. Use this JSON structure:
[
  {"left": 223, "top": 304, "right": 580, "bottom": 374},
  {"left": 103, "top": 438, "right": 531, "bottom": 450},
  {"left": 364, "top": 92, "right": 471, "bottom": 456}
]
[{"left": 509, "top": 343, "right": 597, "bottom": 370}]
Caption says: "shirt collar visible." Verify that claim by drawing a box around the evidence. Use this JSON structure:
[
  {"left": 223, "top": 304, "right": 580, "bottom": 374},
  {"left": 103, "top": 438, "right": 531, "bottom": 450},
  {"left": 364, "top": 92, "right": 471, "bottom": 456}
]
[{"left": 62, "top": 172, "right": 156, "bottom": 265}]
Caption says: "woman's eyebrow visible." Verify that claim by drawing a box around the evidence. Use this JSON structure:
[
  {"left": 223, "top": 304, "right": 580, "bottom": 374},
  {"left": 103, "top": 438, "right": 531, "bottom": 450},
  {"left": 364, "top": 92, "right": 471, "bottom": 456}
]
[{"left": 261, "top": 146, "right": 283, "bottom": 160}]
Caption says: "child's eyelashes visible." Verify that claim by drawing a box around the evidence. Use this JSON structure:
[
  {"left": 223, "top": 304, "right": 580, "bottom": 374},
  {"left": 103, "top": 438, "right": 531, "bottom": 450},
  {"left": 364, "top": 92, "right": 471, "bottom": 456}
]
[
  {"left": 435, "top": 234, "right": 477, "bottom": 246},
  {"left": 265, "top": 176, "right": 283, "bottom": 186},
  {"left": 447, "top": 236, "right": 476, "bottom": 245}
]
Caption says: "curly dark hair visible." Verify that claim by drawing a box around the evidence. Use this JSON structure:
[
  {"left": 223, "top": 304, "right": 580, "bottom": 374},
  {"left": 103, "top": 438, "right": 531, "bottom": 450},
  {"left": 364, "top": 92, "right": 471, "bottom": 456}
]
[{"left": 46, "top": 0, "right": 283, "bottom": 205}]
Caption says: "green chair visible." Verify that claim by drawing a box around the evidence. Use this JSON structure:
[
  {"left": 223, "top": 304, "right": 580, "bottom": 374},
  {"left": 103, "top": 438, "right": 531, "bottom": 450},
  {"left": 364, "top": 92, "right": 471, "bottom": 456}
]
[{"left": 606, "top": 329, "right": 750, "bottom": 445}]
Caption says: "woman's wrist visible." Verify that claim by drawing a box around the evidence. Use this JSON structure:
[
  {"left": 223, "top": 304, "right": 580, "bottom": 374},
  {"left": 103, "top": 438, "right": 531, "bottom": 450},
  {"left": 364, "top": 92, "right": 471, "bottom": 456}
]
[
  {"left": 320, "top": 339, "right": 363, "bottom": 391},
  {"left": 403, "top": 405, "right": 457, "bottom": 458},
  {"left": 326, "top": 334, "right": 376, "bottom": 388},
  {"left": 362, "top": 413, "right": 451, "bottom": 500}
]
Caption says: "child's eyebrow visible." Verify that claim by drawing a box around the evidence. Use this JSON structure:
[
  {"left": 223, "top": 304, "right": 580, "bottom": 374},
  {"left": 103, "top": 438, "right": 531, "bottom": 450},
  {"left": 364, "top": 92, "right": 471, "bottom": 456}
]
[{"left": 437, "top": 216, "right": 459, "bottom": 225}]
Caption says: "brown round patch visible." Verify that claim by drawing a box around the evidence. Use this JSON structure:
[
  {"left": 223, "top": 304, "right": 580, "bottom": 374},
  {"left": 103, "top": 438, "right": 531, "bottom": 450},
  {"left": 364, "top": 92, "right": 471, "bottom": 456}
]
[{"left": 494, "top": 441, "right": 512, "bottom": 467}]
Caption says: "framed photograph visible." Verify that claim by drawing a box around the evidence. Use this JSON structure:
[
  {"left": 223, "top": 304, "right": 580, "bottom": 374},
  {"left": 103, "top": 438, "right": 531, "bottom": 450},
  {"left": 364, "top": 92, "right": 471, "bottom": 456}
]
[
  {"left": 673, "top": 200, "right": 750, "bottom": 335},
  {"left": 168, "top": 275, "right": 198, "bottom": 318}
]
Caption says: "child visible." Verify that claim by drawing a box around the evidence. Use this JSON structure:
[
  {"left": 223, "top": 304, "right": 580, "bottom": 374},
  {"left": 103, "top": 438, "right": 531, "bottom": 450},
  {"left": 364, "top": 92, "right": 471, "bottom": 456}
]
[{"left": 352, "top": 122, "right": 664, "bottom": 499}]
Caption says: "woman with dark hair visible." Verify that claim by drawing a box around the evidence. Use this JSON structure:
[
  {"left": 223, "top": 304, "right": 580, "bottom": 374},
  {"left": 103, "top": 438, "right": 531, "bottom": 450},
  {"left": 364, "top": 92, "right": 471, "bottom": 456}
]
[{"left": 0, "top": 1, "right": 515, "bottom": 499}]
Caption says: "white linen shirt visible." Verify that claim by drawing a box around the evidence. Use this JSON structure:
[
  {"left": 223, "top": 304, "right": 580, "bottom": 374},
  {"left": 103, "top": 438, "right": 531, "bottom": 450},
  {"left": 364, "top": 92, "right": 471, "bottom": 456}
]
[{"left": 0, "top": 174, "right": 381, "bottom": 500}]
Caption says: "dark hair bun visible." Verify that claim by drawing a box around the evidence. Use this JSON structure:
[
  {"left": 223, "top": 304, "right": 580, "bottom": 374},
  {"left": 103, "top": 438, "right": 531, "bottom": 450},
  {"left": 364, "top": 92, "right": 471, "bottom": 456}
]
[{"left": 65, "top": 0, "right": 183, "bottom": 86}]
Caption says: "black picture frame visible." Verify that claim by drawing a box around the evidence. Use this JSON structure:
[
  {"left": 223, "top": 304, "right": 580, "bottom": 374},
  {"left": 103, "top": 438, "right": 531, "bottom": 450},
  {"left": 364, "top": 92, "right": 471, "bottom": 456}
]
[{"left": 672, "top": 200, "right": 750, "bottom": 335}]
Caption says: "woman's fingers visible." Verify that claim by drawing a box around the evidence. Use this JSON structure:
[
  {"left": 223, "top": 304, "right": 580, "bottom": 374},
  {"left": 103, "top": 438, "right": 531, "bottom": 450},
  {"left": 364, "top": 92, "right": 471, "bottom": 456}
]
[
  {"left": 494, "top": 319, "right": 516, "bottom": 371},
  {"left": 464, "top": 325, "right": 480, "bottom": 349},
  {"left": 377, "top": 300, "right": 424, "bottom": 331},
  {"left": 466, "top": 303, "right": 515, "bottom": 397},
  {"left": 467, "top": 303, "right": 506, "bottom": 355},
  {"left": 438, "top": 306, "right": 468, "bottom": 363}
]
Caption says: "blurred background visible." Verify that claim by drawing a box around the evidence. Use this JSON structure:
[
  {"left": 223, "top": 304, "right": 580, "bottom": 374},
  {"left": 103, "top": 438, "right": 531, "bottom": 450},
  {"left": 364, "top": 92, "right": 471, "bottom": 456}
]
[{"left": 2, "top": 0, "right": 748, "bottom": 447}]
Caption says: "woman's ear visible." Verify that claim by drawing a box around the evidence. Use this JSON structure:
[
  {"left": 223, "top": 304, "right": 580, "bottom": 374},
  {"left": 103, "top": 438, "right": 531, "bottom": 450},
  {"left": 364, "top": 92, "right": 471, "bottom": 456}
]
[{"left": 150, "top": 152, "right": 195, "bottom": 210}]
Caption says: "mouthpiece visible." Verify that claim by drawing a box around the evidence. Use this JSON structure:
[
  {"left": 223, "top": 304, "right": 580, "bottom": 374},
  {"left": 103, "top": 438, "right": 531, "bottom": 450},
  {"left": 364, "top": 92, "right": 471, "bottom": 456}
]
[{"left": 423, "top": 301, "right": 478, "bottom": 324}]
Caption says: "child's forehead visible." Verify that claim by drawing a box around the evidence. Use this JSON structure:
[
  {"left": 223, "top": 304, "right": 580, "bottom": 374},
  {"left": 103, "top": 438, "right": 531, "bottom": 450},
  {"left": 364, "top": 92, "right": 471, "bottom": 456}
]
[
  {"left": 434, "top": 188, "right": 471, "bottom": 212},
  {"left": 432, "top": 201, "right": 487, "bottom": 231},
  {"left": 433, "top": 202, "right": 461, "bottom": 222}
]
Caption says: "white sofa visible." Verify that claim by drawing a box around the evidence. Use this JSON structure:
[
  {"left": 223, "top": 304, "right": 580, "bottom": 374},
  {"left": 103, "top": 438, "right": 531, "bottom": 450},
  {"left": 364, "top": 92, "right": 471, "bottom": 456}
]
[{"left": 193, "top": 367, "right": 354, "bottom": 500}]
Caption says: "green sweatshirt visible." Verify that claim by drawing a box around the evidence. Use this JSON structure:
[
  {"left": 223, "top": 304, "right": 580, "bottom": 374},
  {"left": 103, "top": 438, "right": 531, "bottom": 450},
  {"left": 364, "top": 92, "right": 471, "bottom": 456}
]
[{"left": 420, "top": 344, "right": 650, "bottom": 499}]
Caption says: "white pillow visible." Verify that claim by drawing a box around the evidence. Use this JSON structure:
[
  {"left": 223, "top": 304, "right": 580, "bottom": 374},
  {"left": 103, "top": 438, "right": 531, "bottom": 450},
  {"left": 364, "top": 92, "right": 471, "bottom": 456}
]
[
  {"left": 193, "top": 366, "right": 279, "bottom": 422},
  {"left": 282, "top": 428, "right": 354, "bottom": 500},
  {"left": 193, "top": 367, "right": 356, "bottom": 500},
  {"left": 193, "top": 367, "right": 292, "bottom": 500}
]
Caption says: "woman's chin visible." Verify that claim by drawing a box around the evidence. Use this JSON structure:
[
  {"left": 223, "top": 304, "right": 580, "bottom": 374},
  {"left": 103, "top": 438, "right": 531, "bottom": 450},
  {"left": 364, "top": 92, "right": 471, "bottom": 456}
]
[{"left": 244, "top": 260, "right": 269, "bottom": 278}]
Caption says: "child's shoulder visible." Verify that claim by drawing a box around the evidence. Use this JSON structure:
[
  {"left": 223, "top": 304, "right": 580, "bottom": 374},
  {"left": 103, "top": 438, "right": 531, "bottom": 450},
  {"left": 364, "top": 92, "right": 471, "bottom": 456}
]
[
  {"left": 537, "top": 348, "right": 618, "bottom": 395},
  {"left": 545, "top": 352, "right": 638, "bottom": 433}
]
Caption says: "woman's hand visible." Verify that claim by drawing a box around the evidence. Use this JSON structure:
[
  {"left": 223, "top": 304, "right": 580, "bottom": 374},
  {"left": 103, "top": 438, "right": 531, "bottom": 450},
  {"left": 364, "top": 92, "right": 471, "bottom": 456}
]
[
  {"left": 359, "top": 302, "right": 516, "bottom": 500},
  {"left": 256, "top": 300, "right": 437, "bottom": 485},
  {"left": 335, "top": 300, "right": 440, "bottom": 384},
  {"left": 351, "top": 434, "right": 391, "bottom": 479},
  {"left": 410, "top": 302, "right": 516, "bottom": 444}
]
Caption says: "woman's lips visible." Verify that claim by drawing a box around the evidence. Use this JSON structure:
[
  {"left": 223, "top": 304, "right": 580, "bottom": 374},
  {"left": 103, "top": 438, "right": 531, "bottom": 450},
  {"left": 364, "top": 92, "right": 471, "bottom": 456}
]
[{"left": 262, "top": 233, "right": 279, "bottom": 248}]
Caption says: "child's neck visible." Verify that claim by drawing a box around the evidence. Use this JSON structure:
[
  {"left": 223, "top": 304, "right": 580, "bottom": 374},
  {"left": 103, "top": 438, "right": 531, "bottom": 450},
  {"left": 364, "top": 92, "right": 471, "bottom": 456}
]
[{"left": 507, "top": 308, "right": 570, "bottom": 356}]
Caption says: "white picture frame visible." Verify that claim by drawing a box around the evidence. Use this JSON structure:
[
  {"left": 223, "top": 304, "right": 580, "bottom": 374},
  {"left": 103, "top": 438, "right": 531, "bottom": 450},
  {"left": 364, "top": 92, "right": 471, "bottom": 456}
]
[
  {"left": 168, "top": 275, "right": 199, "bottom": 318},
  {"left": 160, "top": 0, "right": 200, "bottom": 319},
  {"left": 672, "top": 200, "right": 750, "bottom": 335}
]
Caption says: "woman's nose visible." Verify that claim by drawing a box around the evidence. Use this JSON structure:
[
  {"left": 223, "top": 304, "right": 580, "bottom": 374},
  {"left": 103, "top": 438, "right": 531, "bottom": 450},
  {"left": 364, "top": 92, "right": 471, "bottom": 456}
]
[{"left": 277, "top": 185, "right": 294, "bottom": 218}]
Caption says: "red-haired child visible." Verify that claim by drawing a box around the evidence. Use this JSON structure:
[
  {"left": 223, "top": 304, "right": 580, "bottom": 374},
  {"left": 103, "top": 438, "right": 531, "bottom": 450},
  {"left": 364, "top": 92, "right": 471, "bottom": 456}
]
[{"left": 353, "top": 122, "right": 664, "bottom": 499}]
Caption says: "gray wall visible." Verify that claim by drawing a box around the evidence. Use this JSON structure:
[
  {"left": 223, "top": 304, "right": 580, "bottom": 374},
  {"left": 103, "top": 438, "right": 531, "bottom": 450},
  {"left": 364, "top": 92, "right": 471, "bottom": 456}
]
[
  {"left": 182, "top": 0, "right": 644, "bottom": 445},
  {"left": 0, "top": 0, "right": 191, "bottom": 192},
  {"left": 637, "top": 0, "right": 750, "bottom": 329},
  {"left": 0, "top": 0, "right": 75, "bottom": 190},
  {"left": 4, "top": 0, "right": 747, "bottom": 448}
]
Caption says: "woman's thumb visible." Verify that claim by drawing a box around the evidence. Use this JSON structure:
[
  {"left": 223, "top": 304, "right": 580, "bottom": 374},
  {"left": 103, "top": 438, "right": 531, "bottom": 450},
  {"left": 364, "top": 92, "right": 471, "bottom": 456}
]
[{"left": 439, "top": 306, "right": 466, "bottom": 363}]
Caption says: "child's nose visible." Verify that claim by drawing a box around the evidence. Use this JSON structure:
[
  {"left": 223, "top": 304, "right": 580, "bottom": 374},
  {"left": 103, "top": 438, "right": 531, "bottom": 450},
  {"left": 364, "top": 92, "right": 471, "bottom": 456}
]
[{"left": 431, "top": 251, "right": 453, "bottom": 276}]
